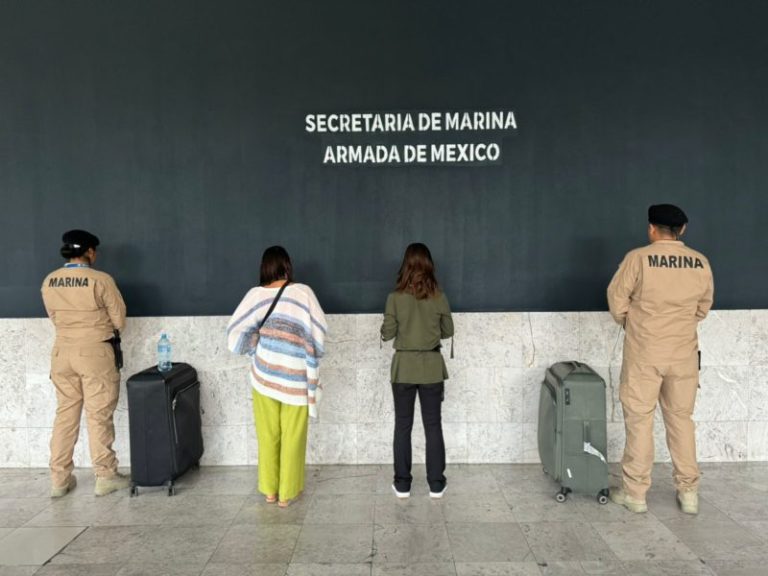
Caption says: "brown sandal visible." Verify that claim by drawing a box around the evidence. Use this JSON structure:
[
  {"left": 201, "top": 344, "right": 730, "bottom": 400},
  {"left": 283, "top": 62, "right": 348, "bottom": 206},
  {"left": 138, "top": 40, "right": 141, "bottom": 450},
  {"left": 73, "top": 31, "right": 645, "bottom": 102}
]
[
  {"left": 278, "top": 492, "right": 302, "bottom": 508},
  {"left": 265, "top": 494, "right": 278, "bottom": 504}
]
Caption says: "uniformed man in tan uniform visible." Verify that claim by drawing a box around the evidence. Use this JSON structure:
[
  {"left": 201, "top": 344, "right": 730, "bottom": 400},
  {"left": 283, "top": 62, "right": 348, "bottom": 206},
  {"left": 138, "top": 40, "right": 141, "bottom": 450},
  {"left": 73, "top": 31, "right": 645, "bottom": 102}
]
[
  {"left": 607, "top": 205, "right": 714, "bottom": 515},
  {"left": 41, "top": 230, "right": 131, "bottom": 497}
]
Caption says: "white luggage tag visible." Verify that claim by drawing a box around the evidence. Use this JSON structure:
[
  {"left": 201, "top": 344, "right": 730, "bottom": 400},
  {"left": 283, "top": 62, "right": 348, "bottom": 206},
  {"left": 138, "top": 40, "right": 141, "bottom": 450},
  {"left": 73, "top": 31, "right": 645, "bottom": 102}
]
[{"left": 583, "top": 442, "right": 607, "bottom": 464}]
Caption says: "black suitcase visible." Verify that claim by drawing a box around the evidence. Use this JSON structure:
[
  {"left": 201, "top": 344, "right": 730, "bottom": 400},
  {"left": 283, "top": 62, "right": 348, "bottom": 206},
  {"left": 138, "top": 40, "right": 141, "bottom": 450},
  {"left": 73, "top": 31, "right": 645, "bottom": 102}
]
[{"left": 126, "top": 363, "right": 204, "bottom": 496}]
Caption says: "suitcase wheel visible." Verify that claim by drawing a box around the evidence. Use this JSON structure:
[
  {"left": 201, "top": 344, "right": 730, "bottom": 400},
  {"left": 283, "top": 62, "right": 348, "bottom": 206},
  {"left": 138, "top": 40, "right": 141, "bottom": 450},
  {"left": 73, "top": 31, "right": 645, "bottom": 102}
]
[
  {"left": 555, "top": 488, "right": 571, "bottom": 503},
  {"left": 166, "top": 481, "right": 176, "bottom": 497},
  {"left": 130, "top": 485, "right": 139, "bottom": 498},
  {"left": 597, "top": 489, "right": 609, "bottom": 505}
]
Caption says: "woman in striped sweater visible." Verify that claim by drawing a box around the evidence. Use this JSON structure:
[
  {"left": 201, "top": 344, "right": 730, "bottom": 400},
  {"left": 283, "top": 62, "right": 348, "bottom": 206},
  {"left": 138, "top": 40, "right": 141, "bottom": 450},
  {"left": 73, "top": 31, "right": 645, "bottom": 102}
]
[{"left": 227, "top": 246, "right": 327, "bottom": 507}]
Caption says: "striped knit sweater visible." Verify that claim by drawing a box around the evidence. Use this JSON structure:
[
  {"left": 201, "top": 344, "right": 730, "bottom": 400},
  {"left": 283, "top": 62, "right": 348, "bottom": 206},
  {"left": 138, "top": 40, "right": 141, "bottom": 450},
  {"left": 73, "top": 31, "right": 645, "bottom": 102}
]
[{"left": 227, "top": 283, "right": 327, "bottom": 416}]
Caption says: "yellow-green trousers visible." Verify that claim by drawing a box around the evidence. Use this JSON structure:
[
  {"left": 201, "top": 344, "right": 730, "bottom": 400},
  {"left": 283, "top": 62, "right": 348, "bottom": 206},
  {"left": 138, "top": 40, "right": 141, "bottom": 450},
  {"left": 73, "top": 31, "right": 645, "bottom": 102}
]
[{"left": 252, "top": 389, "right": 308, "bottom": 501}]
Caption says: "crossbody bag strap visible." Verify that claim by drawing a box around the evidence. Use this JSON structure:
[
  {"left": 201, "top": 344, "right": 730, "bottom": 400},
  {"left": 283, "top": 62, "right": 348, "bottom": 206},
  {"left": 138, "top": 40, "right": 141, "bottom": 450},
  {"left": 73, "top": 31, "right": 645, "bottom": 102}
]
[{"left": 259, "top": 282, "right": 290, "bottom": 329}]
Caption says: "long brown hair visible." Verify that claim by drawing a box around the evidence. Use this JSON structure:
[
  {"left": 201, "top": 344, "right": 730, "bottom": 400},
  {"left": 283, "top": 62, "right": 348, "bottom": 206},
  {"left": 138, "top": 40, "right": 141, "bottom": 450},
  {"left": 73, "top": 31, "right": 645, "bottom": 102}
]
[{"left": 395, "top": 243, "right": 439, "bottom": 299}]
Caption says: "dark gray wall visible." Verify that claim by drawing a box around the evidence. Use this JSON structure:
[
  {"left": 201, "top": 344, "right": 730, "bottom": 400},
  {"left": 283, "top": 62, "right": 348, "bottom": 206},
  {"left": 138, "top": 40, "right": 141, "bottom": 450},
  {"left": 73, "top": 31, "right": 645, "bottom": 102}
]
[{"left": 1, "top": 0, "right": 766, "bottom": 316}]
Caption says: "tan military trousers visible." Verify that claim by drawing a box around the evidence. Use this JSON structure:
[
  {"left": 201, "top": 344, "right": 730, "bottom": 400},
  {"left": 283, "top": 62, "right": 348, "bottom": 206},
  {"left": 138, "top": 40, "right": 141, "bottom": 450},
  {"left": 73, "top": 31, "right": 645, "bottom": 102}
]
[
  {"left": 619, "top": 354, "right": 700, "bottom": 500},
  {"left": 49, "top": 342, "right": 120, "bottom": 487}
]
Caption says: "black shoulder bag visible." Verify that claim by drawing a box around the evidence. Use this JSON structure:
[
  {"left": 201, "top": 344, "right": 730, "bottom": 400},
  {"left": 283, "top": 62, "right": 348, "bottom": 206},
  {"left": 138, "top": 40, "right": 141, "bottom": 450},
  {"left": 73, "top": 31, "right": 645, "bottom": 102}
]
[{"left": 249, "top": 282, "right": 290, "bottom": 349}]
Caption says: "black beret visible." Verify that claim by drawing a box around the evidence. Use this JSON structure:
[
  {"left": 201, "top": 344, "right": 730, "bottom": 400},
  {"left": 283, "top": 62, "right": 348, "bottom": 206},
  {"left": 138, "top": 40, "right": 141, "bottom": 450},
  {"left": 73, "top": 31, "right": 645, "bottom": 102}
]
[
  {"left": 61, "top": 229, "right": 100, "bottom": 250},
  {"left": 648, "top": 204, "right": 688, "bottom": 227}
]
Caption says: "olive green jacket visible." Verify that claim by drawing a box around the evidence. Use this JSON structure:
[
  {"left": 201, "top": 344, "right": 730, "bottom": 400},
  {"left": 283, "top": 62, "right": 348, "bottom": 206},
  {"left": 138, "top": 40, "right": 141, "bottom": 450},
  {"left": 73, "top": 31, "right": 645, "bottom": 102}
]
[{"left": 380, "top": 291, "right": 454, "bottom": 384}]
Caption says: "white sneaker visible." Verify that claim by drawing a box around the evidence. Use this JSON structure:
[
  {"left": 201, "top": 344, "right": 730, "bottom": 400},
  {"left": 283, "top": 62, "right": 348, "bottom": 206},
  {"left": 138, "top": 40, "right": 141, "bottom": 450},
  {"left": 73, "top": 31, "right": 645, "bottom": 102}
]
[
  {"left": 392, "top": 484, "right": 410, "bottom": 499},
  {"left": 429, "top": 486, "right": 447, "bottom": 499}
]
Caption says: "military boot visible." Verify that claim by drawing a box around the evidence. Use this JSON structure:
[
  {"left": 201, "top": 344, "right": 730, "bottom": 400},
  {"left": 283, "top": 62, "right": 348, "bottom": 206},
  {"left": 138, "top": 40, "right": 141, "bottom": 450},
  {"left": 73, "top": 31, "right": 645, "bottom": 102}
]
[
  {"left": 51, "top": 475, "right": 77, "bottom": 498},
  {"left": 94, "top": 473, "right": 131, "bottom": 496},
  {"left": 609, "top": 488, "right": 648, "bottom": 513},
  {"left": 677, "top": 490, "right": 699, "bottom": 515}
]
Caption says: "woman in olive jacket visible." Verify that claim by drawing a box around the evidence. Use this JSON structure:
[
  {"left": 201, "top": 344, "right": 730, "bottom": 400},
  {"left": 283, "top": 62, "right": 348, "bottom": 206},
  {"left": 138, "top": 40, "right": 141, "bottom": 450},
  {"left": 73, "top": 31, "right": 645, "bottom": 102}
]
[{"left": 381, "top": 243, "right": 454, "bottom": 498}]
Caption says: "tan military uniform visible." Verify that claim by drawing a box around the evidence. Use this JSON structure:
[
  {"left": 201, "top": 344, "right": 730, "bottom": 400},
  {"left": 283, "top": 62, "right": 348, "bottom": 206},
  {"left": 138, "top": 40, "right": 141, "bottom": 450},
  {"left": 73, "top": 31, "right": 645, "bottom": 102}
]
[
  {"left": 41, "top": 265, "right": 126, "bottom": 488},
  {"left": 608, "top": 240, "right": 713, "bottom": 500}
]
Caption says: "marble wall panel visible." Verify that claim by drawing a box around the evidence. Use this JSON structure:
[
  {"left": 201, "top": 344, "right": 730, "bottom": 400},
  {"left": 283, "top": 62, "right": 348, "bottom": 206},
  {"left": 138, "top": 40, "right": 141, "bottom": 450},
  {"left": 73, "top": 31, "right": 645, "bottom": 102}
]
[
  {"left": 451, "top": 313, "right": 524, "bottom": 369},
  {"left": 119, "top": 317, "right": 164, "bottom": 371},
  {"left": 442, "top": 367, "right": 468, "bottom": 423},
  {"left": 495, "top": 367, "right": 525, "bottom": 423},
  {"left": 307, "top": 421, "right": 356, "bottom": 464},
  {"left": 520, "top": 423, "right": 539, "bottom": 464},
  {"left": 355, "top": 422, "right": 392, "bottom": 465},
  {"left": 318, "top": 367, "right": 358, "bottom": 424},
  {"left": 356, "top": 368, "right": 391, "bottom": 424},
  {"left": 466, "top": 423, "right": 522, "bottom": 463},
  {"left": 696, "top": 422, "right": 748, "bottom": 462},
  {"left": 750, "top": 310, "right": 768, "bottom": 366},
  {"left": 694, "top": 366, "right": 751, "bottom": 422},
  {"left": 24, "top": 373, "right": 57, "bottom": 428},
  {"left": 197, "top": 367, "right": 251, "bottom": 427},
  {"left": 113, "top": 427, "right": 131, "bottom": 466},
  {"left": 27, "top": 427, "right": 54, "bottom": 468},
  {"left": 747, "top": 422, "right": 768, "bottom": 461},
  {"left": 748, "top": 366, "right": 768, "bottom": 421},
  {"left": 456, "top": 367, "right": 495, "bottom": 423},
  {"left": 199, "top": 425, "right": 248, "bottom": 466},
  {"left": 245, "top": 419, "right": 259, "bottom": 466},
  {"left": 2, "top": 310, "right": 767, "bottom": 466},
  {"left": 522, "top": 312, "right": 579, "bottom": 368},
  {"left": 444, "top": 422, "right": 469, "bottom": 463},
  {"left": 0, "top": 428, "right": 29, "bottom": 466},
  {"left": 186, "top": 316, "right": 242, "bottom": 372},
  {"left": 71, "top": 425, "right": 131, "bottom": 470},
  {"left": 607, "top": 422, "right": 626, "bottom": 463},
  {"left": 578, "top": 313, "right": 624, "bottom": 367},
  {"left": 23, "top": 318, "right": 55, "bottom": 375},
  {"left": 521, "top": 367, "right": 545, "bottom": 424},
  {"left": 605, "top": 365, "right": 623, "bottom": 424},
  {"left": 0, "top": 320, "right": 26, "bottom": 428},
  {"left": 698, "top": 310, "right": 751, "bottom": 367},
  {"left": 322, "top": 315, "right": 358, "bottom": 370},
  {"left": 355, "top": 314, "right": 394, "bottom": 371}
]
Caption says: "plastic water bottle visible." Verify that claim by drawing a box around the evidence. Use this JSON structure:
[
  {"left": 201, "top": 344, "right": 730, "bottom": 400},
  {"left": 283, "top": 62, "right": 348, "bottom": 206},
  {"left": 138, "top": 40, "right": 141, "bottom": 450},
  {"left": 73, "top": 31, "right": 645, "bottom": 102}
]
[{"left": 157, "top": 332, "right": 172, "bottom": 372}]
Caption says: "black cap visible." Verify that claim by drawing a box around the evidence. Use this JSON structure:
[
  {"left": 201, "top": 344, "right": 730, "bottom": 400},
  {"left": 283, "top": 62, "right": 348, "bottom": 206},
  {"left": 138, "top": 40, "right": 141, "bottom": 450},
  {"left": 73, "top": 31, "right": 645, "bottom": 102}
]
[
  {"left": 648, "top": 204, "right": 688, "bottom": 227},
  {"left": 61, "top": 229, "right": 100, "bottom": 250}
]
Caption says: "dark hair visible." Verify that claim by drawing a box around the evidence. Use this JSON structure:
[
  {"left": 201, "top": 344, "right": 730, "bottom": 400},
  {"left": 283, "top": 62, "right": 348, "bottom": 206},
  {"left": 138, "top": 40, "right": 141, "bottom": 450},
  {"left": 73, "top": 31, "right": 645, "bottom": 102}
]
[
  {"left": 395, "top": 243, "right": 439, "bottom": 299},
  {"left": 653, "top": 223, "right": 684, "bottom": 239},
  {"left": 60, "top": 244, "right": 91, "bottom": 260},
  {"left": 60, "top": 229, "right": 99, "bottom": 260},
  {"left": 260, "top": 246, "right": 293, "bottom": 285}
]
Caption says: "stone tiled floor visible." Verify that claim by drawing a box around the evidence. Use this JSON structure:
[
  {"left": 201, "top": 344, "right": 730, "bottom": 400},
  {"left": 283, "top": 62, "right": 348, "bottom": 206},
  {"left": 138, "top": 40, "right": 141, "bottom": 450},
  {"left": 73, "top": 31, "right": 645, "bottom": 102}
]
[{"left": 0, "top": 463, "right": 766, "bottom": 575}]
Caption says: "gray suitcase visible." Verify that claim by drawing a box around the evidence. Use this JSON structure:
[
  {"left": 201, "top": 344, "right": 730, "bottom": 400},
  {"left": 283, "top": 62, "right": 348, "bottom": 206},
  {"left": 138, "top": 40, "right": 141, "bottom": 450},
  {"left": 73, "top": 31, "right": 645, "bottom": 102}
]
[{"left": 537, "top": 361, "right": 609, "bottom": 504}]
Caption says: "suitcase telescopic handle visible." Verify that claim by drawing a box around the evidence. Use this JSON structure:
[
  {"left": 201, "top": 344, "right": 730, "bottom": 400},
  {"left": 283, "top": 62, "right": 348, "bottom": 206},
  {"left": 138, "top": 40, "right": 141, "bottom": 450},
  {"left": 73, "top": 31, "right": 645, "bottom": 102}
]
[{"left": 583, "top": 421, "right": 591, "bottom": 444}]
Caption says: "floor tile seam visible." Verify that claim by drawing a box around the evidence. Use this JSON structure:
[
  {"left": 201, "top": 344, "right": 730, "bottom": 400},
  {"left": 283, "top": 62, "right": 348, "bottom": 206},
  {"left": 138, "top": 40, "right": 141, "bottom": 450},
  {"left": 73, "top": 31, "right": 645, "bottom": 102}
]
[
  {"left": 187, "top": 490, "right": 250, "bottom": 576},
  {"left": 152, "top": 520, "right": 230, "bottom": 573},
  {"left": 595, "top": 518, "right": 703, "bottom": 565},
  {"left": 552, "top": 520, "right": 627, "bottom": 565},
  {"left": 32, "top": 525, "right": 90, "bottom": 568}
]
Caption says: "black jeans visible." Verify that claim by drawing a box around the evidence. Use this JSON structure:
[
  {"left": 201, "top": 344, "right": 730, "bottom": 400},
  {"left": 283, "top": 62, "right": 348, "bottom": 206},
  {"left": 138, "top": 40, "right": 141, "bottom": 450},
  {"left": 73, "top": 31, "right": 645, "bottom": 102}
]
[{"left": 392, "top": 382, "right": 446, "bottom": 492}]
